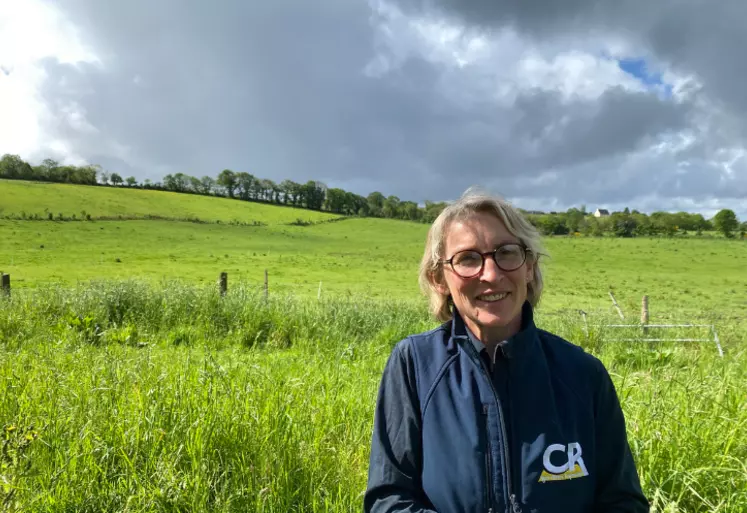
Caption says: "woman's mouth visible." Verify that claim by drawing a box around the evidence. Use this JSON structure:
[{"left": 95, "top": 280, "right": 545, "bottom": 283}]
[{"left": 477, "top": 292, "right": 510, "bottom": 302}]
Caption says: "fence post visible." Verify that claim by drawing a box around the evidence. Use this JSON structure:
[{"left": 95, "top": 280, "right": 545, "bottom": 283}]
[
  {"left": 1, "top": 274, "right": 9, "bottom": 297},
  {"left": 641, "top": 295, "right": 649, "bottom": 334},
  {"left": 220, "top": 272, "right": 228, "bottom": 297},
  {"left": 264, "top": 269, "right": 268, "bottom": 301}
]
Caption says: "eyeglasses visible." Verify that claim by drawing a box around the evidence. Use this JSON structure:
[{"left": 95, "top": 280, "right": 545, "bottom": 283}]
[{"left": 441, "top": 243, "right": 529, "bottom": 279}]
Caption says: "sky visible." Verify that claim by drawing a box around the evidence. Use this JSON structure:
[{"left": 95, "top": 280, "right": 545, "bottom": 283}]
[{"left": 1, "top": 0, "right": 746, "bottom": 218}]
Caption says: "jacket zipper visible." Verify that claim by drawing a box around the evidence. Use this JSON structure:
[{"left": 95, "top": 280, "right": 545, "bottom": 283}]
[
  {"left": 476, "top": 353, "right": 521, "bottom": 513},
  {"left": 483, "top": 404, "right": 493, "bottom": 513}
]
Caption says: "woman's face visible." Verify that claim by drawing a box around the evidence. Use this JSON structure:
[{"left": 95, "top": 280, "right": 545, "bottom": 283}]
[{"left": 436, "top": 211, "right": 534, "bottom": 343}]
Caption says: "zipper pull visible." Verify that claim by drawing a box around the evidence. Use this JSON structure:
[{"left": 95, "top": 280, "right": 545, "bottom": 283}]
[{"left": 510, "top": 494, "right": 522, "bottom": 513}]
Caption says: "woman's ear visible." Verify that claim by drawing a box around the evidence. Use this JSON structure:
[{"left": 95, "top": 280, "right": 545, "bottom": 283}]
[
  {"left": 430, "top": 270, "right": 450, "bottom": 296},
  {"left": 435, "top": 282, "right": 450, "bottom": 296},
  {"left": 525, "top": 259, "right": 534, "bottom": 283}
]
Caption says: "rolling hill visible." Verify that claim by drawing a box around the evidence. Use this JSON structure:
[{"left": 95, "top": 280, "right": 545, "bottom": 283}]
[{"left": 0, "top": 179, "right": 341, "bottom": 225}]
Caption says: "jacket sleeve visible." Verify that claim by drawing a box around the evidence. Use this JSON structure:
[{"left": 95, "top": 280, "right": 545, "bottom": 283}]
[
  {"left": 364, "top": 340, "right": 439, "bottom": 513},
  {"left": 592, "top": 361, "right": 650, "bottom": 513}
]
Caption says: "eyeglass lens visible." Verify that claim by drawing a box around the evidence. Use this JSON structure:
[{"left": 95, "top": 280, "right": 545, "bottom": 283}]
[{"left": 451, "top": 244, "right": 525, "bottom": 276}]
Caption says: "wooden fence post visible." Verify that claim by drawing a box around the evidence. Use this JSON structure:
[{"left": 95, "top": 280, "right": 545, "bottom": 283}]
[
  {"left": 220, "top": 272, "right": 228, "bottom": 297},
  {"left": 1, "top": 274, "right": 9, "bottom": 297},
  {"left": 641, "top": 295, "right": 649, "bottom": 334},
  {"left": 264, "top": 269, "right": 268, "bottom": 301}
]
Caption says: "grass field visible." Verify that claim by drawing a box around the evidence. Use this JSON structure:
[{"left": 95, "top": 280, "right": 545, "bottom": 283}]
[
  {"left": 1, "top": 181, "right": 746, "bottom": 512},
  {"left": 1, "top": 284, "right": 745, "bottom": 512},
  {"left": 1, "top": 217, "right": 745, "bottom": 319},
  {"left": 0, "top": 179, "right": 341, "bottom": 225}
]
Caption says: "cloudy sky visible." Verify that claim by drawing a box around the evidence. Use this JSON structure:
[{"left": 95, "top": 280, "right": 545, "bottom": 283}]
[{"left": 1, "top": 0, "right": 746, "bottom": 217}]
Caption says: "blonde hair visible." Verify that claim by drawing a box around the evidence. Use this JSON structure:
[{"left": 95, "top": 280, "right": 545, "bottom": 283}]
[{"left": 418, "top": 187, "right": 546, "bottom": 322}]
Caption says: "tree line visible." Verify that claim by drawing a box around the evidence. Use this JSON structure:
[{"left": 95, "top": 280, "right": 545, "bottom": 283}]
[
  {"left": 1, "top": 153, "right": 744, "bottom": 237},
  {"left": 526, "top": 207, "right": 744, "bottom": 239}
]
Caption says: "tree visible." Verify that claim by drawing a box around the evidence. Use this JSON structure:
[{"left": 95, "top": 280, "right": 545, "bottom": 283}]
[
  {"left": 535, "top": 214, "right": 570, "bottom": 236},
  {"left": 0, "top": 154, "right": 33, "bottom": 179},
  {"left": 200, "top": 176, "right": 215, "bottom": 195},
  {"left": 163, "top": 174, "right": 177, "bottom": 191},
  {"left": 39, "top": 158, "right": 59, "bottom": 181},
  {"left": 367, "top": 192, "right": 385, "bottom": 217},
  {"left": 611, "top": 213, "right": 637, "bottom": 237},
  {"left": 100, "top": 171, "right": 110, "bottom": 185},
  {"left": 301, "top": 181, "right": 325, "bottom": 210},
  {"left": 325, "top": 188, "right": 347, "bottom": 213},
  {"left": 565, "top": 208, "right": 585, "bottom": 233},
  {"left": 236, "top": 172, "right": 255, "bottom": 200},
  {"left": 288, "top": 180, "right": 303, "bottom": 206},
  {"left": 260, "top": 179, "right": 278, "bottom": 202},
  {"left": 255, "top": 179, "right": 275, "bottom": 202},
  {"left": 400, "top": 201, "right": 420, "bottom": 221},
  {"left": 126, "top": 176, "right": 137, "bottom": 187},
  {"left": 217, "top": 169, "right": 237, "bottom": 198},
  {"left": 110, "top": 173, "right": 123, "bottom": 186},
  {"left": 713, "top": 209, "right": 739, "bottom": 238},
  {"left": 650, "top": 211, "right": 677, "bottom": 236},
  {"left": 280, "top": 180, "right": 297, "bottom": 205},
  {"left": 189, "top": 176, "right": 202, "bottom": 192},
  {"left": 382, "top": 195, "right": 401, "bottom": 219},
  {"left": 75, "top": 165, "right": 98, "bottom": 185}
]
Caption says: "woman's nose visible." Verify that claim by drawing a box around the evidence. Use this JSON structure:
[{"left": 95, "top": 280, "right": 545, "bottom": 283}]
[{"left": 479, "top": 255, "right": 503, "bottom": 281}]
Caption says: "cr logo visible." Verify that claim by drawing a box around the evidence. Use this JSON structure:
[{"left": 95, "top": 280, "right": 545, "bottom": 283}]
[{"left": 542, "top": 442, "right": 589, "bottom": 477}]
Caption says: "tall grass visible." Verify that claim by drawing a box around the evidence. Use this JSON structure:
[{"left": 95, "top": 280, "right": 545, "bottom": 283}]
[{"left": 0, "top": 281, "right": 744, "bottom": 512}]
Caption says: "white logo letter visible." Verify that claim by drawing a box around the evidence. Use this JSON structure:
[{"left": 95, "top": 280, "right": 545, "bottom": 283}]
[
  {"left": 542, "top": 444, "right": 568, "bottom": 474},
  {"left": 567, "top": 442, "right": 589, "bottom": 475}
]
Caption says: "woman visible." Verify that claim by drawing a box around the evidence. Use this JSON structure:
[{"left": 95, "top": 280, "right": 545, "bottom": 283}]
[{"left": 364, "top": 188, "right": 648, "bottom": 513}]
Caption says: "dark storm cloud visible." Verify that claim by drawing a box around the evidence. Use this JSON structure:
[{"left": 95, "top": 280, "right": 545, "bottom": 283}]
[{"left": 36, "top": 0, "right": 746, "bottom": 215}]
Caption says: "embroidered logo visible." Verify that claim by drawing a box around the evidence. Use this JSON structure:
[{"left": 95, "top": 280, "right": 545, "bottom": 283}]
[{"left": 538, "top": 442, "right": 589, "bottom": 483}]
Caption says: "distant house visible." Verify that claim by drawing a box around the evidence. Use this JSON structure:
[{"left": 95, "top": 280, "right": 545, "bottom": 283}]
[{"left": 594, "top": 208, "right": 610, "bottom": 218}]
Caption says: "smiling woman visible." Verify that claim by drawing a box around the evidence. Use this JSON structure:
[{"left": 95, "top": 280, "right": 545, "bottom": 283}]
[{"left": 364, "top": 187, "right": 649, "bottom": 513}]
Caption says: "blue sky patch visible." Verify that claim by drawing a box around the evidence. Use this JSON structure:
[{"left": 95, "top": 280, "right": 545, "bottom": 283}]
[{"left": 617, "top": 57, "right": 672, "bottom": 97}]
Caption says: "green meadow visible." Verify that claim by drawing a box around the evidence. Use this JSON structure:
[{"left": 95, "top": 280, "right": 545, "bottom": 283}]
[
  {"left": 0, "top": 180, "right": 340, "bottom": 225},
  {"left": 1, "top": 217, "right": 745, "bottom": 318},
  {"left": 0, "top": 181, "right": 745, "bottom": 512}
]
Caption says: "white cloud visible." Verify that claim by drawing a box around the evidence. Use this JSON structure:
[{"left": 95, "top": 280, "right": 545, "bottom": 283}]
[
  {"left": 0, "top": 0, "right": 98, "bottom": 163},
  {"left": 517, "top": 51, "right": 645, "bottom": 100},
  {"left": 368, "top": 4, "right": 670, "bottom": 105}
]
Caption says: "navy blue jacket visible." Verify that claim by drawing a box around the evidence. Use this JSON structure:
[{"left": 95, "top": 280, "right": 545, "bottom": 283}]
[{"left": 364, "top": 302, "right": 648, "bottom": 513}]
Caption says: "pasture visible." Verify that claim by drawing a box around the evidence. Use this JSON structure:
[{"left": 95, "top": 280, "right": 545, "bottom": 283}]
[
  {"left": 0, "top": 179, "right": 341, "bottom": 225},
  {"left": 0, "top": 181, "right": 745, "bottom": 512},
  {"left": 1, "top": 216, "right": 745, "bottom": 317}
]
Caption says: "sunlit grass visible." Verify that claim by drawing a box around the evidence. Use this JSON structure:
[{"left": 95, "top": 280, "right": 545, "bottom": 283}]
[
  {"left": 1, "top": 282, "right": 745, "bottom": 512},
  {"left": 1, "top": 219, "right": 745, "bottom": 321},
  {"left": 0, "top": 179, "right": 341, "bottom": 225}
]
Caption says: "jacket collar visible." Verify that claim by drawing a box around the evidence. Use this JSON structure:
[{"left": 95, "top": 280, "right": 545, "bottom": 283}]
[{"left": 450, "top": 300, "right": 539, "bottom": 364}]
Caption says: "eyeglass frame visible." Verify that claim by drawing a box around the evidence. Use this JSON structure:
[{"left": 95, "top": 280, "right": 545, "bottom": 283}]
[{"left": 440, "top": 242, "right": 531, "bottom": 279}]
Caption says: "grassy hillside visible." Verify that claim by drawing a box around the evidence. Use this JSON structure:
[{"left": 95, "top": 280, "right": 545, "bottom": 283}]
[
  {"left": 2, "top": 217, "right": 745, "bottom": 322},
  {"left": 0, "top": 179, "right": 341, "bottom": 225}
]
